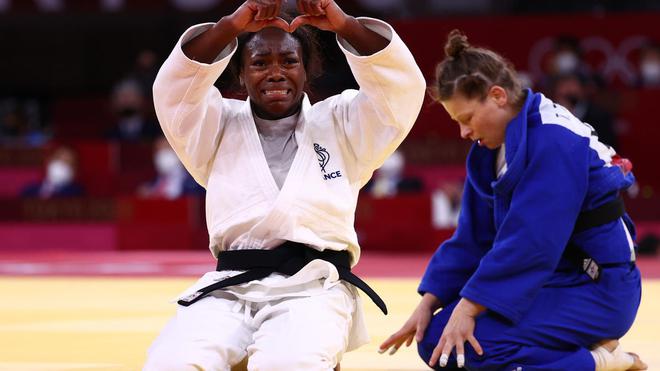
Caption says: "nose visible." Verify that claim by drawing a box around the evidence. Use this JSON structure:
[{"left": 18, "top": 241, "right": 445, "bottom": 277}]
[
  {"left": 459, "top": 125, "right": 472, "bottom": 140},
  {"left": 267, "top": 63, "right": 286, "bottom": 82}
]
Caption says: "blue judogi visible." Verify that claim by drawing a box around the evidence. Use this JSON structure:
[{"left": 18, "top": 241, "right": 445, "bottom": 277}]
[{"left": 418, "top": 90, "right": 641, "bottom": 370}]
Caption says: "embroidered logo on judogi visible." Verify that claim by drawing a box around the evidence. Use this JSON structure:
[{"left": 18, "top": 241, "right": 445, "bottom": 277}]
[
  {"left": 314, "top": 143, "right": 342, "bottom": 180},
  {"left": 314, "top": 143, "right": 329, "bottom": 173}
]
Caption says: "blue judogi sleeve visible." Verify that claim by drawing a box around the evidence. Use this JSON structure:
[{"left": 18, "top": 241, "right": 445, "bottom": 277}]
[
  {"left": 418, "top": 179, "right": 495, "bottom": 305},
  {"left": 460, "top": 126, "right": 589, "bottom": 323}
]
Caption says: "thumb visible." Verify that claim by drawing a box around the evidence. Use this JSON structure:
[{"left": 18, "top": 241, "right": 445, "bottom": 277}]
[
  {"left": 415, "top": 317, "right": 430, "bottom": 342},
  {"left": 265, "top": 17, "right": 290, "bottom": 32},
  {"left": 289, "top": 15, "right": 317, "bottom": 32}
]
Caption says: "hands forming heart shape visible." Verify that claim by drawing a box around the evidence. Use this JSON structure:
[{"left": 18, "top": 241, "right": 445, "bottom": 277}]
[{"left": 236, "top": 0, "right": 349, "bottom": 34}]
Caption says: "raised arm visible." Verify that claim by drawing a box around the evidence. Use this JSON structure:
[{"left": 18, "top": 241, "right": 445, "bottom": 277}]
[
  {"left": 289, "top": 0, "right": 389, "bottom": 55},
  {"left": 154, "top": 1, "right": 287, "bottom": 187},
  {"left": 183, "top": 0, "right": 288, "bottom": 63}
]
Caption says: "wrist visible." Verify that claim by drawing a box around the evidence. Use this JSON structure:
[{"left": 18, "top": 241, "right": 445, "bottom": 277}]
[
  {"left": 456, "top": 298, "right": 486, "bottom": 317},
  {"left": 421, "top": 292, "right": 443, "bottom": 311},
  {"left": 216, "top": 14, "right": 242, "bottom": 38},
  {"left": 334, "top": 14, "right": 358, "bottom": 39}
]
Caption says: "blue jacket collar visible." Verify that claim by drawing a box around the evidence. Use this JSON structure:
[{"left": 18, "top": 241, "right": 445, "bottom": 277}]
[{"left": 466, "top": 89, "right": 540, "bottom": 199}]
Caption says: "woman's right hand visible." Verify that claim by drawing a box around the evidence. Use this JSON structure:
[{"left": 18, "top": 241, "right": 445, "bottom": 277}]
[
  {"left": 182, "top": 0, "right": 288, "bottom": 63},
  {"left": 378, "top": 293, "right": 442, "bottom": 355},
  {"left": 227, "top": 0, "right": 289, "bottom": 33}
]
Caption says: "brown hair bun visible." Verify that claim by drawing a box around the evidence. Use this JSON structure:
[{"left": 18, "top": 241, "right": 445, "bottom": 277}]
[{"left": 445, "top": 29, "right": 470, "bottom": 58}]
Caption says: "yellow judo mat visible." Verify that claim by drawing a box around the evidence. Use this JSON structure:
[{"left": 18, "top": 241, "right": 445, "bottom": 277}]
[{"left": 0, "top": 277, "right": 658, "bottom": 371}]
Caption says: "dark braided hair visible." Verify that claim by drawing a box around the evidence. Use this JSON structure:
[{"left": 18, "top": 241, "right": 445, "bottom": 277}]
[{"left": 432, "top": 29, "right": 524, "bottom": 107}]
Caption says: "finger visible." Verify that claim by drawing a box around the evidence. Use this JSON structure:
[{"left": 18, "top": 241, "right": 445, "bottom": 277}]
[
  {"left": 404, "top": 337, "right": 413, "bottom": 348},
  {"left": 439, "top": 340, "right": 455, "bottom": 368},
  {"left": 439, "top": 353, "right": 449, "bottom": 368},
  {"left": 429, "top": 338, "right": 446, "bottom": 367},
  {"left": 290, "top": 15, "right": 314, "bottom": 32},
  {"left": 266, "top": 2, "right": 278, "bottom": 19},
  {"left": 468, "top": 335, "right": 484, "bottom": 356},
  {"left": 264, "top": 17, "right": 289, "bottom": 32},
  {"left": 263, "top": 7, "right": 274, "bottom": 19},
  {"left": 415, "top": 316, "right": 430, "bottom": 342},
  {"left": 456, "top": 342, "right": 465, "bottom": 368},
  {"left": 254, "top": 6, "right": 267, "bottom": 20},
  {"left": 302, "top": 0, "right": 315, "bottom": 16},
  {"left": 273, "top": 0, "right": 282, "bottom": 19},
  {"left": 312, "top": 0, "right": 325, "bottom": 15},
  {"left": 457, "top": 353, "right": 465, "bottom": 368},
  {"left": 379, "top": 331, "right": 406, "bottom": 353}
]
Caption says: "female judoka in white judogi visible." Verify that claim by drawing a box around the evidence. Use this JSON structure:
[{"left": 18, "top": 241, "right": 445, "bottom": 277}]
[{"left": 143, "top": 0, "right": 426, "bottom": 370}]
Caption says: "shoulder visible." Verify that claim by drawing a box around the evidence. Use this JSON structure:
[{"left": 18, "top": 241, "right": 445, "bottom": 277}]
[
  {"left": 308, "top": 90, "right": 360, "bottom": 117},
  {"left": 531, "top": 94, "right": 593, "bottom": 138},
  {"left": 527, "top": 94, "right": 593, "bottom": 153}
]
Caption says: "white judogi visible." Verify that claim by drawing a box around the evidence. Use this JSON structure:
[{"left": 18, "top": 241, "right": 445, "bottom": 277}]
[{"left": 145, "top": 17, "right": 425, "bottom": 370}]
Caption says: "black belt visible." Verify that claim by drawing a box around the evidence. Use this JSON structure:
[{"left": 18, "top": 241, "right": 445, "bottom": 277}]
[
  {"left": 573, "top": 197, "right": 626, "bottom": 234},
  {"left": 566, "top": 197, "right": 630, "bottom": 281},
  {"left": 177, "top": 241, "right": 388, "bottom": 314}
]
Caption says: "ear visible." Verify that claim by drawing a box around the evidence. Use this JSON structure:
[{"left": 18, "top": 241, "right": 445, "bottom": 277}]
[{"left": 489, "top": 85, "right": 509, "bottom": 107}]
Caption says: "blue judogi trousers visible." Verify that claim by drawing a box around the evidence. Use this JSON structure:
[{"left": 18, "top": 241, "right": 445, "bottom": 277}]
[{"left": 418, "top": 265, "right": 641, "bottom": 371}]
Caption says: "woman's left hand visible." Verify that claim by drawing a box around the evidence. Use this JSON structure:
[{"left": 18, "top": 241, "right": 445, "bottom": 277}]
[
  {"left": 429, "top": 298, "right": 485, "bottom": 368},
  {"left": 290, "top": 0, "right": 349, "bottom": 33}
]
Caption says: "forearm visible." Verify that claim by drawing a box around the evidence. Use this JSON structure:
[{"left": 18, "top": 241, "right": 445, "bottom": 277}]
[
  {"left": 421, "top": 292, "right": 444, "bottom": 313},
  {"left": 182, "top": 16, "right": 241, "bottom": 63},
  {"left": 336, "top": 16, "right": 389, "bottom": 55}
]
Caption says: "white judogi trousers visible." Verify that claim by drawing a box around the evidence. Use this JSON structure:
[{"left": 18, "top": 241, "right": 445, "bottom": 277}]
[{"left": 143, "top": 271, "right": 357, "bottom": 371}]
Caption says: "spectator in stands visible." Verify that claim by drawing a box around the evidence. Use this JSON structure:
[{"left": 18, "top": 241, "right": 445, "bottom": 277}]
[
  {"left": 137, "top": 136, "right": 204, "bottom": 199},
  {"left": 381, "top": 30, "right": 645, "bottom": 371},
  {"left": 431, "top": 180, "right": 462, "bottom": 228},
  {"left": 107, "top": 79, "right": 160, "bottom": 141},
  {"left": 0, "top": 98, "right": 48, "bottom": 147},
  {"left": 130, "top": 50, "right": 160, "bottom": 101},
  {"left": 365, "top": 150, "right": 423, "bottom": 198},
  {"left": 636, "top": 42, "right": 660, "bottom": 88},
  {"left": 549, "top": 73, "right": 618, "bottom": 148},
  {"left": 548, "top": 35, "right": 588, "bottom": 76},
  {"left": 21, "top": 146, "right": 84, "bottom": 198}
]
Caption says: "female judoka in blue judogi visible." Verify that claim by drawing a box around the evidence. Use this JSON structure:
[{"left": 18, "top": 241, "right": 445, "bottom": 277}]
[{"left": 379, "top": 30, "right": 647, "bottom": 371}]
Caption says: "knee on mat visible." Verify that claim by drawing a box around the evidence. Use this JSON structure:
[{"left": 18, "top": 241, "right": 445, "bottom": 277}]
[
  {"left": 143, "top": 357, "right": 203, "bottom": 371},
  {"left": 144, "top": 349, "right": 224, "bottom": 371},
  {"left": 248, "top": 350, "right": 336, "bottom": 371}
]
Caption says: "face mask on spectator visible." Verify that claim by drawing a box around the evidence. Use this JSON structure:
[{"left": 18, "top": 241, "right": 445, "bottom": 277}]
[
  {"left": 46, "top": 160, "right": 74, "bottom": 186},
  {"left": 378, "top": 151, "right": 404, "bottom": 179},
  {"left": 154, "top": 149, "right": 182, "bottom": 176},
  {"left": 640, "top": 61, "right": 660, "bottom": 84},
  {"left": 554, "top": 52, "right": 579, "bottom": 73},
  {"left": 118, "top": 106, "right": 140, "bottom": 118}
]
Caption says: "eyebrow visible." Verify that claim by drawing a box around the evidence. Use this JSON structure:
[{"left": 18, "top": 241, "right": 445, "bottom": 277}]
[
  {"left": 253, "top": 51, "right": 298, "bottom": 57},
  {"left": 455, "top": 112, "right": 472, "bottom": 122}
]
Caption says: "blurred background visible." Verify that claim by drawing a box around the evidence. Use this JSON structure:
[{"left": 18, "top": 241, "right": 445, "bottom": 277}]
[
  {"left": 1, "top": 0, "right": 659, "bottom": 256},
  {"left": 2, "top": 1, "right": 660, "bottom": 370}
]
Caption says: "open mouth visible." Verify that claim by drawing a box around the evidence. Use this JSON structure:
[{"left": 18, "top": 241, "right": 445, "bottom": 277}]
[{"left": 262, "top": 89, "right": 291, "bottom": 98}]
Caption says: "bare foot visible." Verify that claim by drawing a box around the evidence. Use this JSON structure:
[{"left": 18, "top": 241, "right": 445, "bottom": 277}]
[
  {"left": 627, "top": 353, "right": 648, "bottom": 370},
  {"left": 592, "top": 339, "right": 619, "bottom": 352}
]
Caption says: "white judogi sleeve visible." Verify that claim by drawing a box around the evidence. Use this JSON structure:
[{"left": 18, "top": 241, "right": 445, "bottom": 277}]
[
  {"left": 152, "top": 23, "right": 238, "bottom": 188},
  {"left": 331, "top": 18, "right": 426, "bottom": 186}
]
